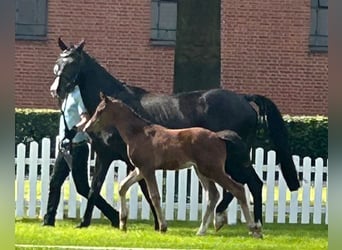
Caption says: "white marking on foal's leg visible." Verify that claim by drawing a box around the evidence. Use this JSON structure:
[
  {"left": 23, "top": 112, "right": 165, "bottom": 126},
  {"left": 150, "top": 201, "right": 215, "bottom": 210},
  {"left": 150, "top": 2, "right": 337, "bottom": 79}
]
[
  {"left": 196, "top": 215, "right": 212, "bottom": 236},
  {"left": 214, "top": 211, "right": 227, "bottom": 231}
]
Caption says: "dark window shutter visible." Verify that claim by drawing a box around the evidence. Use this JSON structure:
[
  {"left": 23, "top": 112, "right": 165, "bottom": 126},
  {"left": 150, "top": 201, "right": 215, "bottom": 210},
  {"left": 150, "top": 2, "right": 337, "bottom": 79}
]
[
  {"left": 151, "top": 0, "right": 177, "bottom": 45},
  {"left": 309, "top": 0, "right": 328, "bottom": 52},
  {"left": 16, "top": 0, "right": 47, "bottom": 40}
]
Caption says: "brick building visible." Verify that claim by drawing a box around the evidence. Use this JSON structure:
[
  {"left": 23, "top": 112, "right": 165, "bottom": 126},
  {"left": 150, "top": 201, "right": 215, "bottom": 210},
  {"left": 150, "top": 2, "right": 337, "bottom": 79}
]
[{"left": 15, "top": 0, "right": 328, "bottom": 115}]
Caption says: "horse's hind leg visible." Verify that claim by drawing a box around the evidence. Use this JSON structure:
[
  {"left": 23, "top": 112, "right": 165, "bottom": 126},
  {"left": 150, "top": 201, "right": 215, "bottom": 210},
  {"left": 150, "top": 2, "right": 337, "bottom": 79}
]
[
  {"left": 246, "top": 171, "right": 263, "bottom": 238},
  {"left": 143, "top": 170, "right": 167, "bottom": 232},
  {"left": 196, "top": 171, "right": 219, "bottom": 236},
  {"left": 78, "top": 156, "right": 112, "bottom": 228},
  {"left": 118, "top": 168, "right": 143, "bottom": 231}
]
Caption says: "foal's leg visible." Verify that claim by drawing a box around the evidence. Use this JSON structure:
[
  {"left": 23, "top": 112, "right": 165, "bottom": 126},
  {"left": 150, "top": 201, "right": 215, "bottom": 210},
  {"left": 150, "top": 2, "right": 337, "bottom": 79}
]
[
  {"left": 143, "top": 171, "right": 167, "bottom": 232},
  {"left": 196, "top": 171, "right": 219, "bottom": 236},
  {"left": 213, "top": 172, "right": 256, "bottom": 234},
  {"left": 126, "top": 160, "right": 160, "bottom": 230},
  {"left": 214, "top": 190, "right": 234, "bottom": 231},
  {"left": 118, "top": 168, "right": 143, "bottom": 231}
]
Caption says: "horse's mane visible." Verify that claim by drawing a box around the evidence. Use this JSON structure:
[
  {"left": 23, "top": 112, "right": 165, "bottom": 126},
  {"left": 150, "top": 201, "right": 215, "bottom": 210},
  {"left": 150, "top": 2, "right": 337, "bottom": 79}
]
[{"left": 80, "top": 50, "right": 149, "bottom": 97}]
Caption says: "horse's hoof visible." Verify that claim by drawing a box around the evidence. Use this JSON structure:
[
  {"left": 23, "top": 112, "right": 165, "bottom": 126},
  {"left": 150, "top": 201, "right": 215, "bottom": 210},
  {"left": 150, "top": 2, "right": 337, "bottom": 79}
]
[
  {"left": 214, "top": 212, "right": 227, "bottom": 231},
  {"left": 111, "top": 217, "right": 120, "bottom": 228},
  {"left": 76, "top": 221, "right": 90, "bottom": 228},
  {"left": 154, "top": 223, "right": 160, "bottom": 231}
]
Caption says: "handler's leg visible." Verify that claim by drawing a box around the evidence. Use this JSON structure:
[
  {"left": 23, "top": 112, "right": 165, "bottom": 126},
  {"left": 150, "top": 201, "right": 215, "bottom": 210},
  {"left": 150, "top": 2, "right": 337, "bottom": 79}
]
[{"left": 43, "top": 151, "right": 70, "bottom": 226}]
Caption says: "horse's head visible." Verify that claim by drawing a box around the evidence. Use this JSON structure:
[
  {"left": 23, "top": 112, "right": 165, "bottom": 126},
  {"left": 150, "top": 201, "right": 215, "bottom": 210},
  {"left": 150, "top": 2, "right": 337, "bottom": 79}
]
[{"left": 50, "top": 37, "right": 85, "bottom": 99}]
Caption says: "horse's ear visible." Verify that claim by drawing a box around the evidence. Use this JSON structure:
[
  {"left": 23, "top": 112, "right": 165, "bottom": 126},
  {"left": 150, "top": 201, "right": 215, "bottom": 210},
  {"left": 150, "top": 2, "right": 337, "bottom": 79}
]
[
  {"left": 76, "top": 39, "right": 85, "bottom": 52},
  {"left": 58, "top": 37, "right": 68, "bottom": 51}
]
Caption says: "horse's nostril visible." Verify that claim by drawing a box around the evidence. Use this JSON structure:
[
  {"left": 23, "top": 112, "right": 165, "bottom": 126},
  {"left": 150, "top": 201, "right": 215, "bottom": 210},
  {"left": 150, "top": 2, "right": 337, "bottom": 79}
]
[{"left": 50, "top": 91, "right": 57, "bottom": 98}]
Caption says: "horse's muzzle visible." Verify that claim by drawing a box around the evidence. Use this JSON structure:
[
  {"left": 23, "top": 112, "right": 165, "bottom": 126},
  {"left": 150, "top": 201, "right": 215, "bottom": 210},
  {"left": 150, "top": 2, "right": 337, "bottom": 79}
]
[{"left": 50, "top": 76, "right": 60, "bottom": 98}]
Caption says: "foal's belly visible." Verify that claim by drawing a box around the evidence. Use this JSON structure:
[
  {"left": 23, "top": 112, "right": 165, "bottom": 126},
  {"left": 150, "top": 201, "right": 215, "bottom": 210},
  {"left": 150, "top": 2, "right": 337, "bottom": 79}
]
[{"left": 156, "top": 160, "right": 196, "bottom": 171}]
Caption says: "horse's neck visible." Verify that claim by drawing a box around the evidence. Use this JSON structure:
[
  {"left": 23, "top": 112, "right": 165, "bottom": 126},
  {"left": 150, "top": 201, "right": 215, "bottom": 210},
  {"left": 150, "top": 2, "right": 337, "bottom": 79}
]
[
  {"left": 111, "top": 104, "right": 150, "bottom": 145},
  {"left": 79, "top": 53, "right": 127, "bottom": 114}
]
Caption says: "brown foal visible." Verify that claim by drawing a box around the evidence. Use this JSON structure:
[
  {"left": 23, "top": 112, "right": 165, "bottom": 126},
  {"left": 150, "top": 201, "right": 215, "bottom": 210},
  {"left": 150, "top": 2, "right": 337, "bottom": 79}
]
[{"left": 84, "top": 93, "right": 261, "bottom": 237}]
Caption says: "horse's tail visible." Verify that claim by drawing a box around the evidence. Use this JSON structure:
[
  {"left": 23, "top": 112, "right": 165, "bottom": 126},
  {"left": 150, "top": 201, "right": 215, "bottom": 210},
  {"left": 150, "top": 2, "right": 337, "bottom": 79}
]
[{"left": 244, "top": 94, "right": 300, "bottom": 191}]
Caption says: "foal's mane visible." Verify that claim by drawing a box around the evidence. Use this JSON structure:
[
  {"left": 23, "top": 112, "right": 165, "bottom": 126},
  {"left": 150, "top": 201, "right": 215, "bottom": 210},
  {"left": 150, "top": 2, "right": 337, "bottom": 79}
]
[{"left": 105, "top": 95, "right": 153, "bottom": 126}]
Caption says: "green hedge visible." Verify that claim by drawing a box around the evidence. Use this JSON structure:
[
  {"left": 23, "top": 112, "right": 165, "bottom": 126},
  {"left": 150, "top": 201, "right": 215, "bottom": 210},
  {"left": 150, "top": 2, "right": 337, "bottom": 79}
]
[
  {"left": 15, "top": 109, "right": 328, "bottom": 161},
  {"left": 15, "top": 108, "right": 60, "bottom": 146},
  {"left": 254, "top": 115, "right": 328, "bottom": 161}
]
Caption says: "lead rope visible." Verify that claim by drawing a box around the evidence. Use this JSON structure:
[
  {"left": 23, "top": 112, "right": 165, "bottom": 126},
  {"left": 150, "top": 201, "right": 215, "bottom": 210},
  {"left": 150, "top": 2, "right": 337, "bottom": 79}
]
[
  {"left": 58, "top": 93, "right": 74, "bottom": 169},
  {"left": 59, "top": 93, "right": 73, "bottom": 153}
]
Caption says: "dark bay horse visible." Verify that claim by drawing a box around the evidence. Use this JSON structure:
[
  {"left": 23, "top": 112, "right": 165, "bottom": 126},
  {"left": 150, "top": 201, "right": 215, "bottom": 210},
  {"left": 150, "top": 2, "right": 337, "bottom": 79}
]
[
  {"left": 50, "top": 38, "right": 300, "bottom": 230},
  {"left": 84, "top": 93, "right": 261, "bottom": 237}
]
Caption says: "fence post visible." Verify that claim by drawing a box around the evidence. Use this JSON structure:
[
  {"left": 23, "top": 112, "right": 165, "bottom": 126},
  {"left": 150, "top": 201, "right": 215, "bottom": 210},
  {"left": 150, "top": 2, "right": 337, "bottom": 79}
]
[
  {"left": 265, "top": 150, "right": 276, "bottom": 223},
  {"left": 301, "top": 157, "right": 312, "bottom": 224},
  {"left": 40, "top": 138, "right": 51, "bottom": 218},
  {"left": 313, "top": 158, "right": 324, "bottom": 224},
  {"left": 289, "top": 156, "right": 299, "bottom": 223},
  {"left": 177, "top": 169, "right": 187, "bottom": 220},
  {"left": 165, "top": 170, "right": 176, "bottom": 220},
  {"left": 16, "top": 143, "right": 26, "bottom": 217},
  {"left": 189, "top": 167, "right": 199, "bottom": 221},
  {"left": 28, "top": 141, "right": 38, "bottom": 218}
]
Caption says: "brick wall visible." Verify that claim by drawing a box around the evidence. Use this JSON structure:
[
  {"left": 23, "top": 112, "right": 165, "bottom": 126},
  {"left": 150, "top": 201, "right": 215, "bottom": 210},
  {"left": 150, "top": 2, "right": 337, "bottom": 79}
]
[
  {"left": 15, "top": 0, "right": 175, "bottom": 109},
  {"left": 220, "top": 0, "right": 328, "bottom": 115},
  {"left": 15, "top": 0, "right": 328, "bottom": 115}
]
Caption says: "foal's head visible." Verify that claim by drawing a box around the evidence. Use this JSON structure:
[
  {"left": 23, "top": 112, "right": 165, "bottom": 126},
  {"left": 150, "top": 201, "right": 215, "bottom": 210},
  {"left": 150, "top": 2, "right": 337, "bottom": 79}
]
[{"left": 84, "top": 92, "right": 122, "bottom": 135}]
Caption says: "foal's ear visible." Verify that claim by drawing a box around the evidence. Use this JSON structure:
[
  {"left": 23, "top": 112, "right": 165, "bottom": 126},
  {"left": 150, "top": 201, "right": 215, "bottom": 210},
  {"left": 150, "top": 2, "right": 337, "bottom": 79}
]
[
  {"left": 76, "top": 39, "right": 85, "bottom": 53},
  {"left": 58, "top": 37, "right": 68, "bottom": 51},
  {"left": 99, "top": 91, "right": 108, "bottom": 102}
]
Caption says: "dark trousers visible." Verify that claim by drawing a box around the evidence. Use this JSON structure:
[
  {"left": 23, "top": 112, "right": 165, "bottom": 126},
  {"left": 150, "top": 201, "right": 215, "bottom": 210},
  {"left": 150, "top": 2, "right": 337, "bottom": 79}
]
[{"left": 43, "top": 143, "right": 118, "bottom": 225}]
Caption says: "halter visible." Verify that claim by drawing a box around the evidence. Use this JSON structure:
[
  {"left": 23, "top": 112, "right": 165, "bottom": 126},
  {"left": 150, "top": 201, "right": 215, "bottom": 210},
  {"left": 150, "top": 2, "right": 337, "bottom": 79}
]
[{"left": 57, "top": 49, "right": 82, "bottom": 95}]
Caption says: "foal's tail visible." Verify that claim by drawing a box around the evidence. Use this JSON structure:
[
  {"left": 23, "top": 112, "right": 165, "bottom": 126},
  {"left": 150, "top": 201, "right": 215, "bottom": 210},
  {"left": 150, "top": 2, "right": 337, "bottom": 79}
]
[
  {"left": 243, "top": 94, "right": 300, "bottom": 191},
  {"left": 217, "top": 130, "right": 251, "bottom": 169}
]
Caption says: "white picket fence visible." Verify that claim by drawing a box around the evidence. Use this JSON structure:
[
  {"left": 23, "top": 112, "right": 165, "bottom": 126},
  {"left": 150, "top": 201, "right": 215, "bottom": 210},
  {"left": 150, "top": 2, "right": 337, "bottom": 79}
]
[{"left": 15, "top": 137, "right": 328, "bottom": 225}]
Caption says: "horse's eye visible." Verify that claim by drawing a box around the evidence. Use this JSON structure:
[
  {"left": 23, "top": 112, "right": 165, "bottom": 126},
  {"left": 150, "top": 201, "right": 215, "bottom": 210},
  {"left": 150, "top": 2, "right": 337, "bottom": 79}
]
[{"left": 53, "top": 64, "right": 60, "bottom": 75}]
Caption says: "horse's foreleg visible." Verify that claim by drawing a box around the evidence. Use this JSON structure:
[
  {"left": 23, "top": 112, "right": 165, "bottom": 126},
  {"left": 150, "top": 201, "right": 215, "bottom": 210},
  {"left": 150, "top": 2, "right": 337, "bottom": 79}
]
[
  {"left": 78, "top": 157, "right": 110, "bottom": 228},
  {"left": 196, "top": 172, "right": 219, "bottom": 236},
  {"left": 118, "top": 168, "right": 143, "bottom": 231},
  {"left": 143, "top": 171, "right": 167, "bottom": 233},
  {"left": 214, "top": 190, "right": 234, "bottom": 231}
]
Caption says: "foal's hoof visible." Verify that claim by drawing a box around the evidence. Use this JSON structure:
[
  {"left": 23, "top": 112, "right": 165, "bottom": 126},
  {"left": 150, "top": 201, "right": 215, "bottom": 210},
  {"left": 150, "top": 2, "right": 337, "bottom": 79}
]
[
  {"left": 250, "top": 231, "right": 263, "bottom": 239},
  {"left": 120, "top": 220, "right": 127, "bottom": 232},
  {"left": 248, "top": 222, "right": 263, "bottom": 239},
  {"left": 160, "top": 224, "right": 168, "bottom": 233},
  {"left": 196, "top": 230, "right": 206, "bottom": 236},
  {"left": 214, "top": 212, "right": 227, "bottom": 231}
]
